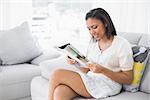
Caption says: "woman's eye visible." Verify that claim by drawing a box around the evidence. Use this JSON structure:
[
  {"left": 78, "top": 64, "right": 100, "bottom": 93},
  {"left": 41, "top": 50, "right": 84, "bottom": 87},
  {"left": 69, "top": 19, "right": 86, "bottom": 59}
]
[
  {"left": 87, "top": 28, "right": 90, "bottom": 31},
  {"left": 92, "top": 25, "right": 97, "bottom": 29}
]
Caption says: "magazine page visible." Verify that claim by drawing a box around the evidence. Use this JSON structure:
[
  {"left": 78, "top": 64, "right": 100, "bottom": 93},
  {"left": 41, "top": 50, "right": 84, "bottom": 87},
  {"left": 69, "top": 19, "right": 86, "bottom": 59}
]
[{"left": 54, "top": 43, "right": 89, "bottom": 66}]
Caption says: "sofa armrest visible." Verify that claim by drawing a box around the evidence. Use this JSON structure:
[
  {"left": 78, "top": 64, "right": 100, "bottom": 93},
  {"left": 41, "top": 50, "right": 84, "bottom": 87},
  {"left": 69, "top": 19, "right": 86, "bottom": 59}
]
[
  {"left": 40, "top": 55, "right": 80, "bottom": 80},
  {"left": 31, "top": 48, "right": 61, "bottom": 65}
]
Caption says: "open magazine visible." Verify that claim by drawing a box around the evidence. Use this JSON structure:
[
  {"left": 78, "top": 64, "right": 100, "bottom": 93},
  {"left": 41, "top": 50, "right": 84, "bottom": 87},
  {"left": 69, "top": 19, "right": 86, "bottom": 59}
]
[{"left": 54, "top": 43, "right": 89, "bottom": 66}]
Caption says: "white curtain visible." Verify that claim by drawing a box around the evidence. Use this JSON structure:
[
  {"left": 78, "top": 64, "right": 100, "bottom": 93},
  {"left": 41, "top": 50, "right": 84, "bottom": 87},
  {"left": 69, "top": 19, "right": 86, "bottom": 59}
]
[
  {"left": 92, "top": 0, "right": 149, "bottom": 34},
  {"left": 0, "top": 0, "right": 32, "bottom": 30},
  {"left": 1, "top": 0, "right": 148, "bottom": 50}
]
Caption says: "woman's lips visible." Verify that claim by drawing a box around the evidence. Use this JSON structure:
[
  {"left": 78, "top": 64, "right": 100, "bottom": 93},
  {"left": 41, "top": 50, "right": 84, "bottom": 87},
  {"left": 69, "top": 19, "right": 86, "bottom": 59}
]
[{"left": 94, "top": 35, "right": 99, "bottom": 39}]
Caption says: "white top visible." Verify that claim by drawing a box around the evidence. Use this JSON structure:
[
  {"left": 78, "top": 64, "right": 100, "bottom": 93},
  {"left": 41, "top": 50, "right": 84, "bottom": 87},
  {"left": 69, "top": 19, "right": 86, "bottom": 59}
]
[
  {"left": 75, "top": 35, "right": 134, "bottom": 98},
  {"left": 86, "top": 36, "right": 134, "bottom": 72}
]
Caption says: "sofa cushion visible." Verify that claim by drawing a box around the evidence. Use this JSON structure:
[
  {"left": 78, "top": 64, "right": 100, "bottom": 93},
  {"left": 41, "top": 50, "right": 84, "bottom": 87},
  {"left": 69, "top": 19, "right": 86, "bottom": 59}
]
[
  {"left": 138, "top": 34, "right": 150, "bottom": 93},
  {"left": 0, "top": 80, "right": 31, "bottom": 100},
  {"left": 118, "top": 32, "right": 142, "bottom": 45},
  {"left": 123, "top": 46, "right": 149, "bottom": 92},
  {"left": 140, "top": 55, "right": 150, "bottom": 93},
  {"left": 31, "top": 76, "right": 149, "bottom": 100},
  {"left": 0, "top": 64, "right": 41, "bottom": 100},
  {"left": 138, "top": 34, "right": 150, "bottom": 47},
  {"left": 31, "top": 76, "right": 49, "bottom": 100},
  {"left": 0, "top": 22, "right": 42, "bottom": 65},
  {"left": 40, "top": 55, "right": 78, "bottom": 80},
  {"left": 31, "top": 48, "right": 61, "bottom": 65},
  {"left": 74, "top": 92, "right": 149, "bottom": 100},
  {"left": 0, "top": 64, "right": 41, "bottom": 85}
]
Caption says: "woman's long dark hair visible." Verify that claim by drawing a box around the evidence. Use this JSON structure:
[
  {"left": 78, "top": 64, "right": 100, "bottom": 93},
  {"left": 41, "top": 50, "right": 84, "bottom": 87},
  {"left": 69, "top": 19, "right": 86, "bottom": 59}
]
[{"left": 85, "top": 8, "right": 117, "bottom": 39}]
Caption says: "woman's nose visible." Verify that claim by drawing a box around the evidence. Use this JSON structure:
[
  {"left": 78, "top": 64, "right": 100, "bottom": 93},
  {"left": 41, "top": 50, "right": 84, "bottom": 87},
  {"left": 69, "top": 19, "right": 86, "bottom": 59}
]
[
  {"left": 90, "top": 29, "right": 95, "bottom": 35},
  {"left": 90, "top": 29, "right": 96, "bottom": 35}
]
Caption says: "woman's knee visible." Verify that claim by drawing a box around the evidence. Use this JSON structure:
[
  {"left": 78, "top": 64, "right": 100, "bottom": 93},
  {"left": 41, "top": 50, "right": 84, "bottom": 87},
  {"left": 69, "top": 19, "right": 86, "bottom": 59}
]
[
  {"left": 49, "top": 69, "right": 65, "bottom": 83},
  {"left": 53, "top": 85, "right": 70, "bottom": 100}
]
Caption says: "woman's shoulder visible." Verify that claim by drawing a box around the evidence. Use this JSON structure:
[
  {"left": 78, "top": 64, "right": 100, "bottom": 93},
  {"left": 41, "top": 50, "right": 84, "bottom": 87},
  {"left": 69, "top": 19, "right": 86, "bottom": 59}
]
[
  {"left": 114, "top": 35, "right": 132, "bottom": 53},
  {"left": 115, "top": 35, "right": 131, "bottom": 46}
]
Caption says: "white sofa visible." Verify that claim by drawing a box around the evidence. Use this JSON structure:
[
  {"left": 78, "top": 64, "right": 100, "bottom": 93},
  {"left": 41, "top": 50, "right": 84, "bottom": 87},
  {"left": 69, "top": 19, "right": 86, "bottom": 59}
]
[
  {"left": 0, "top": 49, "right": 60, "bottom": 100},
  {"left": 31, "top": 32, "right": 150, "bottom": 100},
  {"left": 0, "top": 22, "right": 61, "bottom": 100}
]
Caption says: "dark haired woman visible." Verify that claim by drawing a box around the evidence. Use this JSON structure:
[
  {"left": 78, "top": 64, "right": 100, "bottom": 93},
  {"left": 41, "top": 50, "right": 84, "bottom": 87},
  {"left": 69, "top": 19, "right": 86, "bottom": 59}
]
[{"left": 48, "top": 8, "right": 133, "bottom": 100}]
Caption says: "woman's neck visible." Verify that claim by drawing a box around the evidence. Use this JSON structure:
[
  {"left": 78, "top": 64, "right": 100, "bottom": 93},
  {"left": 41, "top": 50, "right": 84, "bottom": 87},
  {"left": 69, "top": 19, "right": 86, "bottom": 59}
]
[
  {"left": 99, "top": 36, "right": 114, "bottom": 43},
  {"left": 98, "top": 36, "right": 114, "bottom": 52}
]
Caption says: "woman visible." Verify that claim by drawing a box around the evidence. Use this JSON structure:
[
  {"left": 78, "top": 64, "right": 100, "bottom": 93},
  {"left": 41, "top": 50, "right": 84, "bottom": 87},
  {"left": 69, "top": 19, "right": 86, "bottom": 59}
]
[{"left": 48, "top": 8, "right": 134, "bottom": 100}]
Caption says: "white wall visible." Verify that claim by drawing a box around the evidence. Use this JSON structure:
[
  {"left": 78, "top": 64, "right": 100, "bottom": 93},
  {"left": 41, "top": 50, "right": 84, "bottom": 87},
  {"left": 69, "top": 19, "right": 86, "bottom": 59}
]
[
  {"left": 0, "top": 0, "right": 32, "bottom": 30},
  {"left": 148, "top": 0, "right": 150, "bottom": 34},
  {"left": 0, "top": 0, "right": 149, "bottom": 33},
  {"left": 92, "top": 0, "right": 149, "bottom": 34}
]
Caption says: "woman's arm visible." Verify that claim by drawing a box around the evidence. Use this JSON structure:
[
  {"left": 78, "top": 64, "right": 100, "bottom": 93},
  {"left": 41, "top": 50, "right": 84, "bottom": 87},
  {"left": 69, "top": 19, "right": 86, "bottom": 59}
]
[
  {"left": 101, "top": 68, "right": 133, "bottom": 85},
  {"left": 87, "top": 63, "right": 133, "bottom": 85}
]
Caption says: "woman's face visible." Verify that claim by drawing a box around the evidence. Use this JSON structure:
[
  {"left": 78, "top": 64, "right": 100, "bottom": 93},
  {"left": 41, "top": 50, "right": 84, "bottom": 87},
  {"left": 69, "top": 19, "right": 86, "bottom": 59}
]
[{"left": 86, "top": 18, "right": 106, "bottom": 41}]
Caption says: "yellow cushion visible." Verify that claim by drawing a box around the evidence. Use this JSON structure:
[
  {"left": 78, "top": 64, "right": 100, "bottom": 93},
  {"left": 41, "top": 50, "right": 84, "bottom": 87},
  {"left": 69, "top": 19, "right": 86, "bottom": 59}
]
[{"left": 132, "top": 62, "right": 144, "bottom": 85}]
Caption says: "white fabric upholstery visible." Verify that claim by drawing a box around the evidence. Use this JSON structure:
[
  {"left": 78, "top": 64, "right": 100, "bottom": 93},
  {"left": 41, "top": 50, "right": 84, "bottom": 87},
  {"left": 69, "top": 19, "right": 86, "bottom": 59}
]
[
  {"left": 136, "top": 34, "right": 150, "bottom": 93},
  {"left": 19, "top": 97, "right": 31, "bottom": 100},
  {"left": 31, "top": 77, "right": 49, "bottom": 100},
  {"left": 138, "top": 34, "right": 150, "bottom": 47},
  {"left": 40, "top": 55, "right": 78, "bottom": 80},
  {"left": 31, "top": 76, "right": 149, "bottom": 100},
  {"left": 0, "top": 52, "right": 60, "bottom": 100},
  {"left": 0, "top": 22, "right": 42, "bottom": 65},
  {"left": 0, "top": 64, "right": 41, "bottom": 100},
  {"left": 0, "top": 21, "right": 61, "bottom": 100},
  {"left": 31, "top": 48, "right": 60, "bottom": 65},
  {"left": 75, "top": 92, "right": 150, "bottom": 100},
  {"left": 118, "top": 32, "right": 142, "bottom": 45},
  {"left": 140, "top": 57, "right": 150, "bottom": 93},
  {"left": 0, "top": 81, "right": 31, "bottom": 100}
]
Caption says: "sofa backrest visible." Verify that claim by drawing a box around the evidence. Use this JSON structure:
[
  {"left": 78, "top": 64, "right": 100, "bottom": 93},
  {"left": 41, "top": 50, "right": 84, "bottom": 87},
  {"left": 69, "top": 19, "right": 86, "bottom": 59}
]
[{"left": 118, "top": 32, "right": 150, "bottom": 93}]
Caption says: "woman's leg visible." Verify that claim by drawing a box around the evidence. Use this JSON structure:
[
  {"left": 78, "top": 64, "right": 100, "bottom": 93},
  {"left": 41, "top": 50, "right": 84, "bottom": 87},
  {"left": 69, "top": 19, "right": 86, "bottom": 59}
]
[
  {"left": 53, "top": 84, "right": 78, "bottom": 100},
  {"left": 48, "top": 69, "right": 92, "bottom": 100}
]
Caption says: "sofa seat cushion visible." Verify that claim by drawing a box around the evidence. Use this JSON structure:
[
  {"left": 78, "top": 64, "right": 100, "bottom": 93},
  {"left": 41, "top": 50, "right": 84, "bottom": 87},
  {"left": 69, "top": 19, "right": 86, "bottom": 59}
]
[
  {"left": 31, "top": 76, "right": 49, "bottom": 100},
  {"left": 31, "top": 76, "right": 149, "bottom": 100},
  {"left": 75, "top": 92, "right": 150, "bottom": 100},
  {"left": 0, "top": 64, "right": 41, "bottom": 85},
  {"left": 0, "top": 80, "right": 31, "bottom": 100},
  {"left": 0, "top": 64, "right": 41, "bottom": 100}
]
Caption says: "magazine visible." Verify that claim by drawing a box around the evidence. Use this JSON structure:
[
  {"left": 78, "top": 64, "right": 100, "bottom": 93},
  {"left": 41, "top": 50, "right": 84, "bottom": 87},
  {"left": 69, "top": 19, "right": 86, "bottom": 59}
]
[{"left": 54, "top": 43, "right": 89, "bottom": 66}]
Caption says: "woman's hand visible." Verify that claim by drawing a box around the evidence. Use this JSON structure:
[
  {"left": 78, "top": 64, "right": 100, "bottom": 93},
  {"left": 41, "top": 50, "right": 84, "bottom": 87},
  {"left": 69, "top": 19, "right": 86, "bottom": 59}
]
[
  {"left": 87, "top": 62, "right": 104, "bottom": 73},
  {"left": 67, "top": 56, "right": 78, "bottom": 65},
  {"left": 79, "top": 67, "right": 90, "bottom": 73}
]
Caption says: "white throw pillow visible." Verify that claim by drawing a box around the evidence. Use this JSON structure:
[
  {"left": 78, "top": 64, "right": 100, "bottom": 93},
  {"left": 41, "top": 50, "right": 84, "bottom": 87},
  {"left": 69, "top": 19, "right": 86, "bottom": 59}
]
[{"left": 0, "top": 22, "right": 42, "bottom": 65}]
